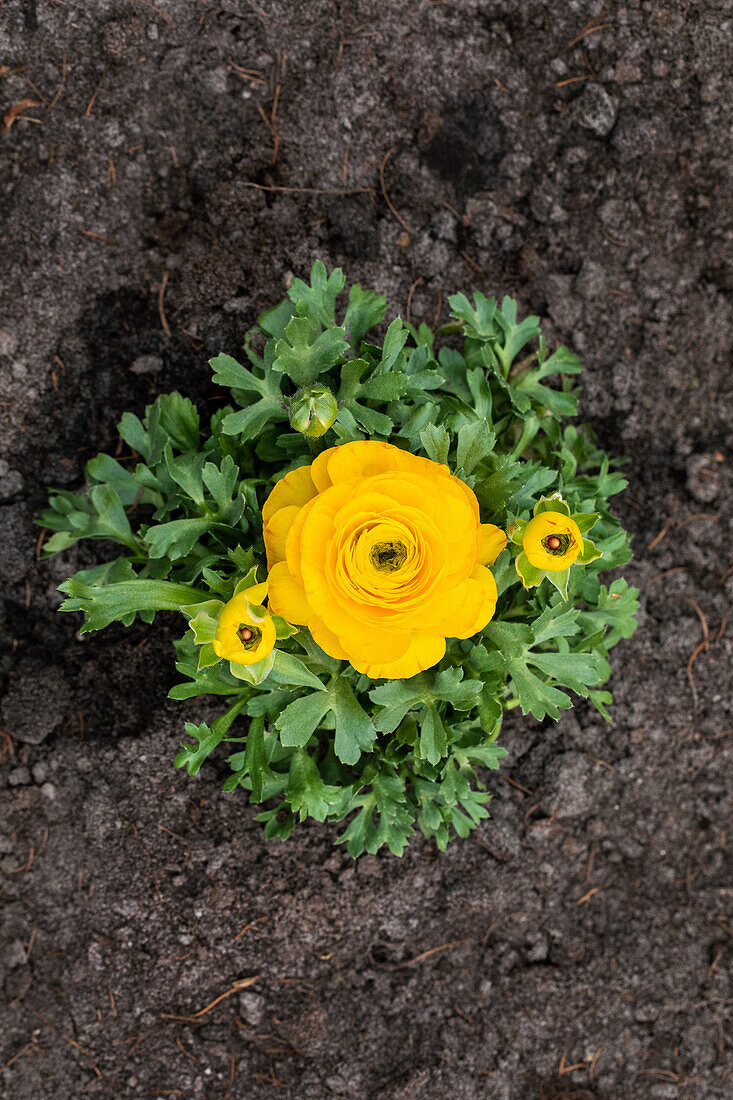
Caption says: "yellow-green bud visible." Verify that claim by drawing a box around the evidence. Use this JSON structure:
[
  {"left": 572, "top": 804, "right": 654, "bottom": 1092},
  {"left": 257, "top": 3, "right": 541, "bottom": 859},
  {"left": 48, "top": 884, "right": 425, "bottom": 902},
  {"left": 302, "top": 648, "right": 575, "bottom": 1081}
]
[{"left": 289, "top": 385, "right": 338, "bottom": 438}]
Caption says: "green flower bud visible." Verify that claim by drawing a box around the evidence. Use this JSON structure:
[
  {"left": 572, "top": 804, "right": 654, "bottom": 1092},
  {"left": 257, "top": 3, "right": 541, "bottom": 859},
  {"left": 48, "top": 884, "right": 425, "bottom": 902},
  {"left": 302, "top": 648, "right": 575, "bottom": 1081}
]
[{"left": 289, "top": 385, "right": 338, "bottom": 438}]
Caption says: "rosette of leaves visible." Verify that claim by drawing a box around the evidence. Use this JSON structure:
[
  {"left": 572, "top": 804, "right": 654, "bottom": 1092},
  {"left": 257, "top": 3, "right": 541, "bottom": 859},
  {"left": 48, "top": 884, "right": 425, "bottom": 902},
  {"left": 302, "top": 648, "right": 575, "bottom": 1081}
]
[{"left": 41, "top": 263, "right": 638, "bottom": 857}]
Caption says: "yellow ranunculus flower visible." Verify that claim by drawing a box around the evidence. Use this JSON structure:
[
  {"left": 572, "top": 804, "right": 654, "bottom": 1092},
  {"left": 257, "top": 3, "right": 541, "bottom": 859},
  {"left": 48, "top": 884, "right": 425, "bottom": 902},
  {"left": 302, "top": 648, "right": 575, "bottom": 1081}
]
[
  {"left": 522, "top": 511, "right": 582, "bottom": 572},
  {"left": 212, "top": 583, "right": 276, "bottom": 665},
  {"left": 262, "top": 441, "right": 506, "bottom": 679}
]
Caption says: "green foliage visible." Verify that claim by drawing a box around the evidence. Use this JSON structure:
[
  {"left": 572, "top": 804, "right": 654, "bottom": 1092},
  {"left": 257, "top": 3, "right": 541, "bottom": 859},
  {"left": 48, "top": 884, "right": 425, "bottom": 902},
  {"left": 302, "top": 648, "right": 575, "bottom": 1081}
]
[{"left": 42, "top": 264, "right": 638, "bottom": 858}]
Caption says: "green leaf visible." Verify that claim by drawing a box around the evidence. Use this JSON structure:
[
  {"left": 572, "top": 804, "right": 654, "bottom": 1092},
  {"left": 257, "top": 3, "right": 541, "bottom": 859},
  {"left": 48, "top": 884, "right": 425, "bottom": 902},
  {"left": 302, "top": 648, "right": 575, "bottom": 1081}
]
[
  {"left": 483, "top": 620, "right": 534, "bottom": 658},
  {"left": 258, "top": 299, "right": 296, "bottom": 340},
  {"left": 272, "top": 615, "right": 299, "bottom": 641},
  {"left": 572, "top": 511, "right": 601, "bottom": 534},
  {"left": 229, "top": 650, "right": 275, "bottom": 685},
  {"left": 531, "top": 603, "right": 579, "bottom": 646},
  {"left": 533, "top": 493, "right": 571, "bottom": 517},
  {"left": 287, "top": 261, "right": 345, "bottom": 328},
  {"left": 268, "top": 650, "right": 327, "bottom": 692},
  {"left": 578, "top": 538, "right": 602, "bottom": 564},
  {"left": 182, "top": 599, "right": 224, "bottom": 644},
  {"left": 420, "top": 423, "right": 451, "bottom": 464},
  {"left": 494, "top": 297, "right": 541, "bottom": 371},
  {"left": 369, "top": 678, "right": 422, "bottom": 734},
  {"left": 508, "top": 465, "right": 557, "bottom": 511},
  {"left": 228, "top": 545, "right": 256, "bottom": 574},
  {"left": 165, "top": 448, "right": 206, "bottom": 507},
  {"left": 202, "top": 456, "right": 240, "bottom": 515},
  {"left": 59, "top": 577, "right": 208, "bottom": 632},
  {"left": 359, "top": 371, "right": 408, "bottom": 402},
  {"left": 344, "top": 284, "right": 387, "bottom": 348},
  {"left": 456, "top": 419, "right": 496, "bottom": 476},
  {"left": 245, "top": 717, "right": 277, "bottom": 800},
  {"left": 515, "top": 550, "right": 542, "bottom": 589},
  {"left": 589, "top": 689, "right": 614, "bottom": 722},
  {"left": 174, "top": 697, "right": 247, "bottom": 776},
  {"left": 90, "top": 485, "right": 137, "bottom": 546},
  {"left": 196, "top": 642, "right": 220, "bottom": 670},
  {"left": 118, "top": 409, "right": 165, "bottom": 464},
  {"left": 338, "top": 771, "right": 413, "bottom": 857},
  {"left": 546, "top": 568, "right": 570, "bottom": 600},
  {"left": 210, "top": 353, "right": 288, "bottom": 440},
  {"left": 534, "top": 344, "right": 584, "bottom": 379},
  {"left": 432, "top": 667, "right": 483, "bottom": 710},
  {"left": 379, "top": 317, "right": 409, "bottom": 372},
  {"left": 491, "top": 548, "right": 516, "bottom": 597},
  {"left": 474, "top": 457, "right": 522, "bottom": 517},
  {"left": 85, "top": 453, "right": 149, "bottom": 507},
  {"left": 480, "top": 608, "right": 609, "bottom": 721},
  {"left": 349, "top": 403, "right": 393, "bottom": 436},
  {"left": 330, "top": 679, "right": 377, "bottom": 765},
  {"left": 209, "top": 353, "right": 266, "bottom": 393},
  {"left": 276, "top": 690, "right": 331, "bottom": 749},
  {"left": 449, "top": 291, "right": 498, "bottom": 339},
  {"left": 333, "top": 405, "right": 365, "bottom": 443},
  {"left": 145, "top": 518, "right": 211, "bottom": 560},
  {"left": 529, "top": 650, "right": 609, "bottom": 696},
  {"left": 222, "top": 399, "right": 287, "bottom": 440},
  {"left": 273, "top": 316, "right": 349, "bottom": 386},
  {"left": 170, "top": 647, "right": 250, "bottom": 698},
  {"left": 460, "top": 741, "right": 507, "bottom": 770},
  {"left": 576, "top": 579, "right": 639, "bottom": 645},
  {"left": 337, "top": 357, "right": 403, "bottom": 436},
  {"left": 43, "top": 483, "right": 142, "bottom": 554},
  {"left": 286, "top": 749, "right": 342, "bottom": 821},
  {"left": 157, "top": 393, "right": 200, "bottom": 453},
  {"left": 420, "top": 703, "right": 447, "bottom": 766},
  {"left": 507, "top": 661, "right": 573, "bottom": 721},
  {"left": 370, "top": 668, "right": 481, "bottom": 765}
]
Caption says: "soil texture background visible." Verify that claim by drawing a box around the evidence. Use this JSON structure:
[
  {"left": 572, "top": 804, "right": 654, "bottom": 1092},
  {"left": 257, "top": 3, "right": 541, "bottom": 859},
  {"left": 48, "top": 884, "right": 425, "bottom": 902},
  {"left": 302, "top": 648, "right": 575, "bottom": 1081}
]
[{"left": 1, "top": 2, "right": 732, "bottom": 1098}]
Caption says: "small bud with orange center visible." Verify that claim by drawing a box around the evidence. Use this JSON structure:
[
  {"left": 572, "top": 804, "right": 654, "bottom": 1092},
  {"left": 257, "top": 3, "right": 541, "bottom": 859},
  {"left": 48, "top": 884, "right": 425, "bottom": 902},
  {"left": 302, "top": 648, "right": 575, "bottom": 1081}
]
[{"left": 522, "top": 511, "right": 582, "bottom": 572}]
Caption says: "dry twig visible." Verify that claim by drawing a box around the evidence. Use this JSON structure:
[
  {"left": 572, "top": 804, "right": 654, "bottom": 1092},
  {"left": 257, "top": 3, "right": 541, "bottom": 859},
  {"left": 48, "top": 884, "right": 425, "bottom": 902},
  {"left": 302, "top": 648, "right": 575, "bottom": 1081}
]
[{"left": 379, "top": 148, "right": 412, "bottom": 235}]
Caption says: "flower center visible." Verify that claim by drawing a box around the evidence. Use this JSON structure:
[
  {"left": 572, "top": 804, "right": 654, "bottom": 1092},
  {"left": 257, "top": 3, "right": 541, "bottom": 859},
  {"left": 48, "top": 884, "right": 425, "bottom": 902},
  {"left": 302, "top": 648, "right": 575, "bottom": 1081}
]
[
  {"left": 369, "top": 539, "right": 408, "bottom": 573},
  {"left": 237, "top": 623, "right": 262, "bottom": 650},
  {"left": 542, "top": 533, "right": 572, "bottom": 556}
]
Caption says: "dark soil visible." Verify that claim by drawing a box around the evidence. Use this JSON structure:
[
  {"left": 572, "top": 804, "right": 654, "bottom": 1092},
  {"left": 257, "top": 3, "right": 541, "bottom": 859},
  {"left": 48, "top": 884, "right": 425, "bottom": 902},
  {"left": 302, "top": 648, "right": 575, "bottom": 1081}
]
[{"left": 1, "top": 2, "right": 732, "bottom": 1098}]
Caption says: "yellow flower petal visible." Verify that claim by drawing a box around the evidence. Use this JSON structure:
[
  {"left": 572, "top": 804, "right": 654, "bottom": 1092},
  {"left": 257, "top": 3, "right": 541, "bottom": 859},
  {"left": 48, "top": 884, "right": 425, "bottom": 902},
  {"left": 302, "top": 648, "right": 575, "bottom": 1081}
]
[
  {"left": 352, "top": 634, "right": 446, "bottom": 679},
  {"left": 258, "top": 440, "right": 501, "bottom": 678},
  {"left": 478, "top": 524, "right": 507, "bottom": 566},
  {"left": 403, "top": 564, "right": 497, "bottom": 636},
  {"left": 267, "top": 561, "right": 313, "bottom": 625},
  {"left": 320, "top": 605, "right": 413, "bottom": 664},
  {"left": 449, "top": 472, "right": 481, "bottom": 522},
  {"left": 262, "top": 464, "right": 317, "bottom": 525},
  {"left": 245, "top": 580, "right": 269, "bottom": 605},
  {"left": 308, "top": 614, "right": 349, "bottom": 660},
  {"left": 320, "top": 440, "right": 445, "bottom": 487},
  {"left": 523, "top": 512, "right": 582, "bottom": 571},
  {"left": 263, "top": 505, "right": 300, "bottom": 568},
  {"left": 309, "top": 447, "right": 335, "bottom": 493},
  {"left": 217, "top": 591, "right": 257, "bottom": 631},
  {"left": 213, "top": 595, "right": 276, "bottom": 664}
]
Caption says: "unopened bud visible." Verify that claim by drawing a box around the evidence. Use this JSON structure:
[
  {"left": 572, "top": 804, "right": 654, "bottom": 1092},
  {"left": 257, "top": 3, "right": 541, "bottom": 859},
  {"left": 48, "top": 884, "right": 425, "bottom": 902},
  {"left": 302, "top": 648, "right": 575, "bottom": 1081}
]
[{"left": 289, "top": 385, "right": 338, "bottom": 438}]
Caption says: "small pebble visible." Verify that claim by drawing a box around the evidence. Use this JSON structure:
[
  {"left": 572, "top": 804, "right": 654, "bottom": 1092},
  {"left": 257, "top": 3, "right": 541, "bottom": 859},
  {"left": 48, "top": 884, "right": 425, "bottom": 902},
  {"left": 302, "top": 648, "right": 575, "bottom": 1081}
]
[
  {"left": 0, "top": 329, "right": 18, "bottom": 357},
  {"left": 686, "top": 453, "right": 721, "bottom": 503},
  {"left": 8, "top": 766, "right": 31, "bottom": 787},
  {"left": 32, "top": 762, "right": 49, "bottom": 784},
  {"left": 130, "top": 354, "right": 163, "bottom": 375},
  {"left": 575, "top": 82, "right": 617, "bottom": 137}
]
